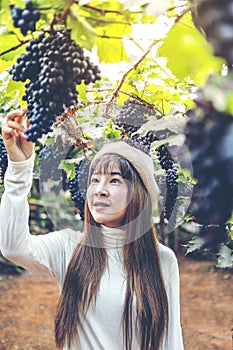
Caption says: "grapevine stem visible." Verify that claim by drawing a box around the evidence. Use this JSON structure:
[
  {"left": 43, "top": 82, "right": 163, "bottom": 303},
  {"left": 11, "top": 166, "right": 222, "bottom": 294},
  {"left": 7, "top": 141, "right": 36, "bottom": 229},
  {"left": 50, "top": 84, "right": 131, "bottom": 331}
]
[
  {"left": 74, "top": 1, "right": 142, "bottom": 15},
  {"left": 102, "top": 6, "right": 189, "bottom": 115},
  {"left": 0, "top": 39, "right": 31, "bottom": 57},
  {"left": 105, "top": 39, "right": 160, "bottom": 108},
  {"left": 61, "top": 0, "right": 77, "bottom": 22},
  {"left": 86, "top": 88, "right": 156, "bottom": 111}
]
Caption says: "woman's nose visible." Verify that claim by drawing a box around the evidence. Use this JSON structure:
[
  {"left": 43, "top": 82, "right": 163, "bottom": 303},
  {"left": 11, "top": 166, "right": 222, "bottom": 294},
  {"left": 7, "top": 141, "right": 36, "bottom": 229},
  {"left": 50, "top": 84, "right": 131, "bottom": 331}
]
[{"left": 95, "top": 182, "right": 109, "bottom": 197}]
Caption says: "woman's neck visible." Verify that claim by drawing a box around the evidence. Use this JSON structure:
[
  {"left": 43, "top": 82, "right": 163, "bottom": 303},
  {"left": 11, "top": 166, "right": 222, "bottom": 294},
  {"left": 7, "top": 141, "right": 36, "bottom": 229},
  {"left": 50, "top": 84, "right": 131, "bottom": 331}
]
[{"left": 100, "top": 224, "right": 126, "bottom": 248}]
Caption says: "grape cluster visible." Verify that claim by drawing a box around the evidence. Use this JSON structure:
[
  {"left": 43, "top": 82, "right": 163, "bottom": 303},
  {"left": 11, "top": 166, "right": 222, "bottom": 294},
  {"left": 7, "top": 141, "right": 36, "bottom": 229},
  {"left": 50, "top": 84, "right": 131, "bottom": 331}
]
[
  {"left": 11, "top": 1, "right": 40, "bottom": 36},
  {"left": 10, "top": 30, "right": 101, "bottom": 142},
  {"left": 0, "top": 135, "right": 8, "bottom": 184},
  {"left": 144, "top": 129, "right": 173, "bottom": 144},
  {"left": 191, "top": 0, "right": 233, "bottom": 68},
  {"left": 115, "top": 99, "right": 155, "bottom": 136},
  {"left": 125, "top": 134, "right": 179, "bottom": 222},
  {"left": 124, "top": 134, "right": 150, "bottom": 154},
  {"left": 69, "top": 159, "right": 90, "bottom": 221},
  {"left": 151, "top": 132, "right": 181, "bottom": 226},
  {"left": 39, "top": 145, "right": 63, "bottom": 182},
  {"left": 156, "top": 145, "right": 178, "bottom": 221},
  {"left": 184, "top": 104, "right": 233, "bottom": 240},
  {"left": 124, "top": 129, "right": 174, "bottom": 154}
]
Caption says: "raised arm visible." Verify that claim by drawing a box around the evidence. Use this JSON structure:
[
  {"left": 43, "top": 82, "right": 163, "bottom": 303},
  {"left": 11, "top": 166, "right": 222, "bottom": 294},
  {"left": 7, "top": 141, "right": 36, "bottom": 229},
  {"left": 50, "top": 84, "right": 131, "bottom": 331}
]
[{"left": 0, "top": 109, "right": 70, "bottom": 278}]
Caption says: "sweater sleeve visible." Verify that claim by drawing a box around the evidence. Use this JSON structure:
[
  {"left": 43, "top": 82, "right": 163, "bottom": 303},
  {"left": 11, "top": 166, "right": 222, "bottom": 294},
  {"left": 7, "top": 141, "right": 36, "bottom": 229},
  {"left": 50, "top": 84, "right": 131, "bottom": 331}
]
[
  {"left": 159, "top": 245, "right": 184, "bottom": 350},
  {"left": 165, "top": 256, "right": 184, "bottom": 349},
  {"left": 0, "top": 155, "right": 75, "bottom": 279}
]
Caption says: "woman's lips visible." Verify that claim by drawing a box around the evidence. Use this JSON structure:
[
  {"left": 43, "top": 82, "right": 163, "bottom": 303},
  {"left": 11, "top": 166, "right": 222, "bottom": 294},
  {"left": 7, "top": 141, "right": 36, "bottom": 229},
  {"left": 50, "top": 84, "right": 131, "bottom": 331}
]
[{"left": 93, "top": 201, "right": 110, "bottom": 207}]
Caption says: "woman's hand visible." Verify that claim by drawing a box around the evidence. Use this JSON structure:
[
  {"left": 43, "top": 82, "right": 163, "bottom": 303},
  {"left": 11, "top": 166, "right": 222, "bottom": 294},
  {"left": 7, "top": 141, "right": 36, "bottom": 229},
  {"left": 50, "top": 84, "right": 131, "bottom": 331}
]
[{"left": 2, "top": 108, "right": 34, "bottom": 162}]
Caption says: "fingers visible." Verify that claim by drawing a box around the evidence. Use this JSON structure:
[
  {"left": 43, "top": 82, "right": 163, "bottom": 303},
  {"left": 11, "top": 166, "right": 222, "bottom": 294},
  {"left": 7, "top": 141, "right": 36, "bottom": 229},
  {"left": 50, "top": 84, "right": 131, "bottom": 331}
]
[
  {"left": 26, "top": 118, "right": 31, "bottom": 128},
  {"left": 2, "top": 108, "right": 34, "bottom": 162},
  {"left": 2, "top": 108, "right": 28, "bottom": 137},
  {"left": 2, "top": 126, "right": 18, "bottom": 140},
  {"left": 6, "top": 107, "right": 28, "bottom": 122},
  {"left": 7, "top": 120, "right": 26, "bottom": 133}
]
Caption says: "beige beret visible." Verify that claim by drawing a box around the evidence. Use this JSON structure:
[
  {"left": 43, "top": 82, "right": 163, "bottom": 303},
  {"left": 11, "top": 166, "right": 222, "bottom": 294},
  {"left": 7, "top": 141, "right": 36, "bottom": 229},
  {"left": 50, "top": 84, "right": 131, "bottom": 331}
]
[{"left": 92, "top": 141, "right": 159, "bottom": 209}]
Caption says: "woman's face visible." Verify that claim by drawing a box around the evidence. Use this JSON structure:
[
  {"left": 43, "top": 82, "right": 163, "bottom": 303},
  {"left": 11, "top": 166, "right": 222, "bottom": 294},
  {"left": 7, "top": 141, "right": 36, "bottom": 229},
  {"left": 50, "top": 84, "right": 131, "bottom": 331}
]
[{"left": 86, "top": 164, "right": 129, "bottom": 228}]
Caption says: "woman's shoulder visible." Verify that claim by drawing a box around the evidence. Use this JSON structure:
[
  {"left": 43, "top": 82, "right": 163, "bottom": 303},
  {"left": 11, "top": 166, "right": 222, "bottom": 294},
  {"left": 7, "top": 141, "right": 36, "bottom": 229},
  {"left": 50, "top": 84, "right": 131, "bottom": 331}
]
[
  {"left": 56, "top": 228, "right": 84, "bottom": 247},
  {"left": 60, "top": 227, "right": 84, "bottom": 242},
  {"left": 158, "top": 242, "right": 178, "bottom": 269},
  {"left": 39, "top": 227, "right": 84, "bottom": 247}
]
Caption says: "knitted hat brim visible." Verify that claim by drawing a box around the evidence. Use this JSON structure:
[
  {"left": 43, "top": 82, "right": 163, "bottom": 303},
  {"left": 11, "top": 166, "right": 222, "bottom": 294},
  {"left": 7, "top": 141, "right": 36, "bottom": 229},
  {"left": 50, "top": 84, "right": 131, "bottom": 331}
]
[{"left": 91, "top": 141, "right": 159, "bottom": 209}]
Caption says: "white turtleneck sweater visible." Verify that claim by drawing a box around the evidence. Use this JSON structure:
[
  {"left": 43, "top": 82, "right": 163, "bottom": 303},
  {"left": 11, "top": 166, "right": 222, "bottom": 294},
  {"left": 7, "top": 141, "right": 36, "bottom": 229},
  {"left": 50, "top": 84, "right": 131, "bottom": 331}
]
[{"left": 0, "top": 156, "right": 184, "bottom": 350}]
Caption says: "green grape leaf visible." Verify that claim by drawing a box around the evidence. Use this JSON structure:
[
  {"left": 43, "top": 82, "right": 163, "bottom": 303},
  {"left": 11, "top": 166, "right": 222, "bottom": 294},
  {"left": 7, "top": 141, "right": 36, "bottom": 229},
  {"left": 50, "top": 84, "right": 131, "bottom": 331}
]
[
  {"left": 185, "top": 236, "right": 206, "bottom": 254},
  {"left": 36, "top": 0, "right": 67, "bottom": 9},
  {"left": 104, "top": 120, "right": 121, "bottom": 139},
  {"left": 0, "top": 59, "right": 12, "bottom": 73},
  {"left": 159, "top": 12, "right": 224, "bottom": 84},
  {"left": 151, "top": 134, "right": 185, "bottom": 148},
  {"left": 6, "top": 79, "right": 26, "bottom": 106},
  {"left": 136, "top": 113, "right": 187, "bottom": 136},
  {"left": 94, "top": 13, "right": 131, "bottom": 63},
  {"left": 0, "top": 33, "right": 27, "bottom": 61},
  {"left": 217, "top": 245, "right": 233, "bottom": 268},
  {"left": 59, "top": 159, "right": 79, "bottom": 180},
  {"left": 77, "top": 82, "right": 87, "bottom": 105},
  {"left": 67, "top": 6, "right": 96, "bottom": 50}
]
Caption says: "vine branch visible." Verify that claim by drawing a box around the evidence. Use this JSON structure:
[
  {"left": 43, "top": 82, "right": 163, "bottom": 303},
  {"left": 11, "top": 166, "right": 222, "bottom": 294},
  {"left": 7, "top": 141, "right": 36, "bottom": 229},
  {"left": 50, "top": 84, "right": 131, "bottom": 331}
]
[
  {"left": 75, "top": 1, "right": 142, "bottom": 15},
  {"left": 0, "top": 39, "right": 31, "bottom": 57},
  {"left": 86, "top": 87, "right": 155, "bottom": 108},
  {"left": 106, "top": 39, "right": 160, "bottom": 107}
]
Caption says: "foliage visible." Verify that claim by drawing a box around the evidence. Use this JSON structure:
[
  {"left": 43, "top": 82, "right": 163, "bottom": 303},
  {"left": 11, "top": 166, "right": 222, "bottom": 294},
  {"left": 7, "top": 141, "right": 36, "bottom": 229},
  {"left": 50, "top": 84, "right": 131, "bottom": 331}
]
[{"left": 0, "top": 0, "right": 232, "bottom": 268}]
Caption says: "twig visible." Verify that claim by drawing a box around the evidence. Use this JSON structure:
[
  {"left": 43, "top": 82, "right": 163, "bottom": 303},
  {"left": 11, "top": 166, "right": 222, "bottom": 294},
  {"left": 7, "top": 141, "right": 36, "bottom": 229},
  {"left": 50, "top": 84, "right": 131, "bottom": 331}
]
[
  {"left": 106, "top": 39, "right": 160, "bottom": 106},
  {"left": 61, "top": 0, "right": 77, "bottom": 22},
  {"left": 173, "top": 6, "right": 191, "bottom": 25},
  {"left": 86, "top": 87, "right": 115, "bottom": 93},
  {"left": 85, "top": 99, "right": 109, "bottom": 105},
  {"left": 87, "top": 17, "right": 133, "bottom": 26},
  {"left": 167, "top": 3, "right": 188, "bottom": 13},
  {"left": 96, "top": 34, "right": 127, "bottom": 40},
  {"left": 96, "top": 34, "right": 159, "bottom": 43},
  {"left": 86, "top": 88, "right": 154, "bottom": 108},
  {"left": 81, "top": 2, "right": 142, "bottom": 15},
  {"left": 102, "top": 7, "right": 189, "bottom": 113},
  {"left": 0, "top": 39, "right": 31, "bottom": 57}
]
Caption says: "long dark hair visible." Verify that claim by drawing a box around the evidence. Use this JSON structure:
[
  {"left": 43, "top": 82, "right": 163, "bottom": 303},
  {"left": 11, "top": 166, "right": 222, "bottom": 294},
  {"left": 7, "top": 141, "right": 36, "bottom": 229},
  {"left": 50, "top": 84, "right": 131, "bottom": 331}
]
[{"left": 55, "top": 154, "right": 168, "bottom": 349}]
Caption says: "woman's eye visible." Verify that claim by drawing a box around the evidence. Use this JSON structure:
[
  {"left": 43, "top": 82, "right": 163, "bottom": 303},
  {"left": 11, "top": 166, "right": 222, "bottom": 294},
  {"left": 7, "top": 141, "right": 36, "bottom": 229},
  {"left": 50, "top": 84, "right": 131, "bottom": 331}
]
[
  {"left": 91, "top": 177, "right": 99, "bottom": 183},
  {"left": 110, "top": 178, "right": 121, "bottom": 184}
]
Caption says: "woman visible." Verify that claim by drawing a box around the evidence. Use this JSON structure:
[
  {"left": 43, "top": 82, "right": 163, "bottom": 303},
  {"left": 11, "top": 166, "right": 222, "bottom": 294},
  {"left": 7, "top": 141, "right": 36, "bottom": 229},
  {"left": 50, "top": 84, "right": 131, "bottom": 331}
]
[{"left": 0, "top": 108, "right": 184, "bottom": 350}]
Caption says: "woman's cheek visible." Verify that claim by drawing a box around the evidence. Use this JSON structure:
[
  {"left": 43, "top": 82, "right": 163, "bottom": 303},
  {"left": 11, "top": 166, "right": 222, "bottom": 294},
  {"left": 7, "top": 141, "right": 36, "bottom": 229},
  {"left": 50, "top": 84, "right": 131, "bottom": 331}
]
[{"left": 86, "top": 186, "right": 93, "bottom": 204}]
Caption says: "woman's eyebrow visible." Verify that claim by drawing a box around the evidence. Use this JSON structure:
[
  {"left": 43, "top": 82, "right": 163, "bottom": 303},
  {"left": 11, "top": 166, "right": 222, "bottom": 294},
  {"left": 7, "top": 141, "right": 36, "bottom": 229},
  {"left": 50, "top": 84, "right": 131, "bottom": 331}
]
[
  {"left": 111, "top": 171, "right": 123, "bottom": 177},
  {"left": 92, "top": 171, "right": 123, "bottom": 177}
]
